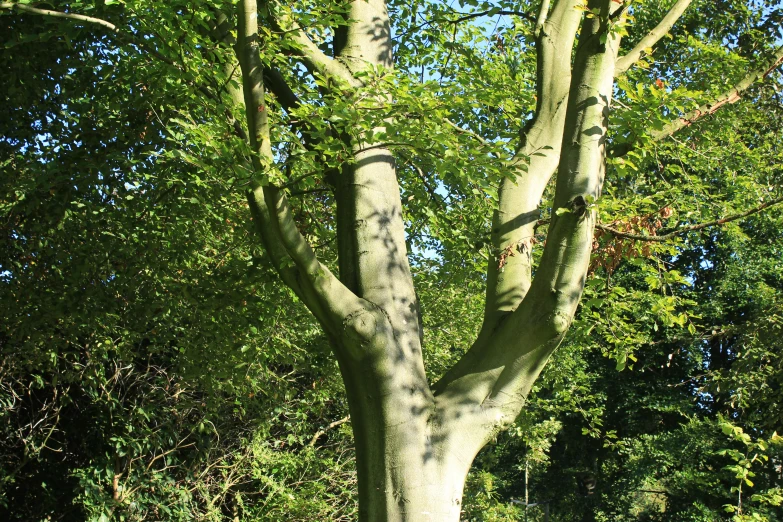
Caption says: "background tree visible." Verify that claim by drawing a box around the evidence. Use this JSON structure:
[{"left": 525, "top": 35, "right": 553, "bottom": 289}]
[{"left": 2, "top": 0, "right": 783, "bottom": 521}]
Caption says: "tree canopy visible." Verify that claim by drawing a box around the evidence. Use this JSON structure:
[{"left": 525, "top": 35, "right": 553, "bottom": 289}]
[{"left": 2, "top": 0, "right": 783, "bottom": 521}]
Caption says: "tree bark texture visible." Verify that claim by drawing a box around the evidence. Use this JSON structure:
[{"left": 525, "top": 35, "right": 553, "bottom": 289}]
[{"left": 235, "top": 1, "right": 643, "bottom": 520}]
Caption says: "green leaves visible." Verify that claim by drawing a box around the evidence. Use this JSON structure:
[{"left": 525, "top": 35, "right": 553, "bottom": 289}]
[
  {"left": 718, "top": 420, "right": 783, "bottom": 518},
  {"left": 2, "top": 0, "right": 783, "bottom": 519}
]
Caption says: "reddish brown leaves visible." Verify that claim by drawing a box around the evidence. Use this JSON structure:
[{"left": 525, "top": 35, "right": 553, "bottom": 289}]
[{"left": 589, "top": 212, "right": 669, "bottom": 275}]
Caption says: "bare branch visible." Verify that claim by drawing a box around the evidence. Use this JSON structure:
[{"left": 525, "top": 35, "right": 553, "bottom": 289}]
[
  {"left": 615, "top": 0, "right": 693, "bottom": 75},
  {"left": 480, "top": 0, "right": 623, "bottom": 416},
  {"left": 650, "top": 45, "right": 783, "bottom": 141},
  {"left": 237, "top": 0, "right": 271, "bottom": 159},
  {"left": 443, "top": 118, "right": 506, "bottom": 161},
  {"left": 239, "top": 1, "right": 316, "bottom": 299},
  {"left": 263, "top": 66, "right": 335, "bottom": 155},
  {"left": 264, "top": 67, "right": 301, "bottom": 112},
  {"left": 535, "top": 0, "right": 552, "bottom": 33},
  {"left": 308, "top": 416, "right": 350, "bottom": 447},
  {"left": 294, "top": 34, "right": 359, "bottom": 87},
  {"left": 597, "top": 195, "right": 783, "bottom": 241},
  {"left": 397, "top": 7, "right": 535, "bottom": 39},
  {"left": 445, "top": 9, "right": 536, "bottom": 26},
  {"left": 274, "top": 11, "right": 359, "bottom": 88}
]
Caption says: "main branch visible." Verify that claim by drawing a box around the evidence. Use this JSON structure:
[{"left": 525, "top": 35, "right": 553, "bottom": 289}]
[
  {"left": 480, "top": 0, "right": 583, "bottom": 337},
  {"left": 436, "top": 0, "right": 623, "bottom": 447},
  {"left": 272, "top": 7, "right": 360, "bottom": 88},
  {"left": 237, "top": 0, "right": 366, "bottom": 342}
]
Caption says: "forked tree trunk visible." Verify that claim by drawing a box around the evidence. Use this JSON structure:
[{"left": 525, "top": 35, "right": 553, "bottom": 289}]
[
  {"left": 236, "top": 0, "right": 626, "bottom": 520},
  {"left": 3, "top": 0, "right": 767, "bottom": 520},
  {"left": 335, "top": 306, "right": 563, "bottom": 521}
]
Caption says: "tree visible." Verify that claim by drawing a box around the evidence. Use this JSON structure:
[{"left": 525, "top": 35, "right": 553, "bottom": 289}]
[
  {"left": 463, "top": 45, "right": 783, "bottom": 519},
  {"left": 2, "top": 0, "right": 782, "bottom": 520}
]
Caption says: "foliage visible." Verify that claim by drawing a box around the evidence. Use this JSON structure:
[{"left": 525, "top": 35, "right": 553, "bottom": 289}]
[{"left": 1, "top": 0, "right": 783, "bottom": 520}]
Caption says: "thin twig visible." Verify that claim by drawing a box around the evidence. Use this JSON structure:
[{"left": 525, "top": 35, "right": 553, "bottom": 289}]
[
  {"left": 0, "top": 2, "right": 176, "bottom": 66},
  {"left": 308, "top": 415, "right": 350, "bottom": 447},
  {"left": 597, "top": 195, "right": 783, "bottom": 242}
]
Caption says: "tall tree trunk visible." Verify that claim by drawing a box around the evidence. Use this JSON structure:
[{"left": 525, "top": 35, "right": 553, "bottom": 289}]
[
  {"left": 235, "top": 0, "right": 628, "bottom": 520},
  {"left": 338, "top": 343, "right": 469, "bottom": 521}
]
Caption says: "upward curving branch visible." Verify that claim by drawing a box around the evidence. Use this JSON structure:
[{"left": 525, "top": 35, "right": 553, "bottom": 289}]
[
  {"left": 236, "top": 0, "right": 367, "bottom": 344},
  {"left": 615, "top": 0, "right": 693, "bottom": 75},
  {"left": 272, "top": 7, "right": 360, "bottom": 88},
  {"left": 436, "top": 0, "right": 623, "bottom": 442},
  {"left": 482, "top": 0, "right": 623, "bottom": 418},
  {"left": 480, "top": 0, "right": 583, "bottom": 337},
  {"left": 329, "top": 0, "right": 423, "bottom": 345}
]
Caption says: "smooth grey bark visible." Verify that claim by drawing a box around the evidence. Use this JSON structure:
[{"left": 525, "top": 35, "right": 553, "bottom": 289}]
[
  {"left": 330, "top": 2, "right": 440, "bottom": 517},
  {"left": 433, "top": 0, "right": 623, "bottom": 433},
  {"left": 238, "top": 1, "right": 625, "bottom": 520},
  {"left": 481, "top": 0, "right": 583, "bottom": 337},
  {"left": 233, "top": 0, "right": 680, "bottom": 520}
]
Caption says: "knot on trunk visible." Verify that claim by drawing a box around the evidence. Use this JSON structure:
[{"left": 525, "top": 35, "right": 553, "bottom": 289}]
[
  {"left": 568, "top": 194, "right": 590, "bottom": 218},
  {"left": 342, "top": 307, "right": 388, "bottom": 356}
]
